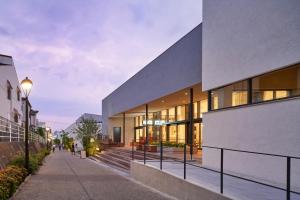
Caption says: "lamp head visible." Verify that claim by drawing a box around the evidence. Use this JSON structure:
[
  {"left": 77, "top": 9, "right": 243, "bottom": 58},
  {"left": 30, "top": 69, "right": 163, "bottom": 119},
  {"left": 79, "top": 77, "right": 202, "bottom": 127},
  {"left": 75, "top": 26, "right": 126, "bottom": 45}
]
[{"left": 21, "top": 77, "right": 33, "bottom": 97}]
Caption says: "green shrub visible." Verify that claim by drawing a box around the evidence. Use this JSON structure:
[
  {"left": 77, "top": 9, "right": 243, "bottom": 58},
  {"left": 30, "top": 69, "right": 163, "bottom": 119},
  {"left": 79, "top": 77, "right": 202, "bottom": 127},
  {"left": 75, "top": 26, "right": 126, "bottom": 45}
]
[
  {"left": 0, "top": 166, "right": 28, "bottom": 200},
  {"left": 9, "top": 148, "right": 49, "bottom": 174}
]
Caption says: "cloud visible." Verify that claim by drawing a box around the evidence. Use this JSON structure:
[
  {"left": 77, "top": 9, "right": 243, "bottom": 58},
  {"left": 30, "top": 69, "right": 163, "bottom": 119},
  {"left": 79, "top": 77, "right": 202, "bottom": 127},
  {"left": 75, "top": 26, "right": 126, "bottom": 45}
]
[{"left": 0, "top": 0, "right": 202, "bottom": 130}]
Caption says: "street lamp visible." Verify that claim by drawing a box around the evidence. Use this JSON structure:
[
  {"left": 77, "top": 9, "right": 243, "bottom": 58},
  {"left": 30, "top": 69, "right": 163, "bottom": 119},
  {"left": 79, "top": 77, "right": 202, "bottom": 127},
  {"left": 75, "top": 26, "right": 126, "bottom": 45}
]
[{"left": 21, "top": 77, "right": 33, "bottom": 170}]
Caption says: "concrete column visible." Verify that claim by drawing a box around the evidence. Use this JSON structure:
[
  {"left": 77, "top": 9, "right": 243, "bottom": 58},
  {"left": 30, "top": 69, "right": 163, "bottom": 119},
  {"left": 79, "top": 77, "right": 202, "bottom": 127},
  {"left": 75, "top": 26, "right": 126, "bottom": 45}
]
[
  {"left": 189, "top": 88, "right": 194, "bottom": 159},
  {"left": 146, "top": 104, "right": 148, "bottom": 144},
  {"left": 123, "top": 112, "right": 126, "bottom": 146}
]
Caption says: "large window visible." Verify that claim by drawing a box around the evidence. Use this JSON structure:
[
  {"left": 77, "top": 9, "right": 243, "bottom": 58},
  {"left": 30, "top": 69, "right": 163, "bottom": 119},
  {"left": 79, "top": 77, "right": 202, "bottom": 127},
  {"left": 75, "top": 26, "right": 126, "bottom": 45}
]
[
  {"left": 252, "top": 64, "right": 300, "bottom": 103},
  {"left": 178, "top": 124, "right": 185, "bottom": 143},
  {"left": 200, "top": 99, "right": 208, "bottom": 118},
  {"left": 168, "top": 108, "right": 175, "bottom": 122},
  {"left": 209, "top": 63, "right": 300, "bottom": 110},
  {"left": 211, "top": 80, "right": 248, "bottom": 110},
  {"left": 177, "top": 105, "right": 186, "bottom": 121}
]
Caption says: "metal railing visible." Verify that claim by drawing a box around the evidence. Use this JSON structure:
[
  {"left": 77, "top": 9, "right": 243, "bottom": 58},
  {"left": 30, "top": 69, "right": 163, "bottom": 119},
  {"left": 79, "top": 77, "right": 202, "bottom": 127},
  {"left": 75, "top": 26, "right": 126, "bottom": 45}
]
[
  {"left": 202, "top": 146, "right": 300, "bottom": 200},
  {"left": 132, "top": 141, "right": 300, "bottom": 200},
  {"left": 0, "top": 116, "right": 46, "bottom": 144}
]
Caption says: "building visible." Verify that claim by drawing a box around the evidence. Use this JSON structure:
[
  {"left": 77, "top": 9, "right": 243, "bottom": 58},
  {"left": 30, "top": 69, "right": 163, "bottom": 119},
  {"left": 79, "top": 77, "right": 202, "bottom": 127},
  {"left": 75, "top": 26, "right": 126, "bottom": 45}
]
[
  {"left": 21, "top": 98, "right": 40, "bottom": 131},
  {"left": 102, "top": 0, "right": 300, "bottom": 191},
  {"left": 0, "top": 55, "right": 22, "bottom": 124},
  {"left": 64, "top": 113, "right": 103, "bottom": 149},
  {"left": 102, "top": 24, "right": 203, "bottom": 148},
  {"left": 202, "top": 0, "right": 300, "bottom": 189}
]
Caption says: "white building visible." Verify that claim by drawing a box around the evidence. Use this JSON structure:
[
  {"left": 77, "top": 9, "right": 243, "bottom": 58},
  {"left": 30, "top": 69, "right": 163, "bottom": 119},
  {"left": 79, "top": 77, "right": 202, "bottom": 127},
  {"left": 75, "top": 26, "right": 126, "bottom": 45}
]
[
  {"left": 0, "top": 54, "right": 22, "bottom": 124},
  {"left": 202, "top": 0, "right": 300, "bottom": 190},
  {"left": 64, "top": 113, "right": 103, "bottom": 149}
]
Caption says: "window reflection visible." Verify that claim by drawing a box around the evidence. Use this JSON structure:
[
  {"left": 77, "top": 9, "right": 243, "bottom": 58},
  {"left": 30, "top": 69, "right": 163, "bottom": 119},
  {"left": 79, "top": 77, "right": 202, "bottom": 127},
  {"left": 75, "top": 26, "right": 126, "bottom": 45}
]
[
  {"left": 252, "top": 63, "right": 300, "bottom": 103},
  {"left": 211, "top": 80, "right": 248, "bottom": 110}
]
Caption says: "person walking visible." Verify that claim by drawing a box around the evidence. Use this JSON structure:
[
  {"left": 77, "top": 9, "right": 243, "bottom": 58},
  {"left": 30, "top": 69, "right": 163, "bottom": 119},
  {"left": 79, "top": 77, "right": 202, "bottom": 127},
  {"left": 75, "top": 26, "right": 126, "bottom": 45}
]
[
  {"left": 52, "top": 145, "right": 55, "bottom": 153},
  {"left": 71, "top": 143, "right": 75, "bottom": 155}
]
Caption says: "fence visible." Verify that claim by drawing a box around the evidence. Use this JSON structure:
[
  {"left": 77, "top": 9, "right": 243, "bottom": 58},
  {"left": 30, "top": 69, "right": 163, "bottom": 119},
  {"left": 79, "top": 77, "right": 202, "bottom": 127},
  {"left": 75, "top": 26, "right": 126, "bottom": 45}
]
[
  {"left": 131, "top": 141, "right": 300, "bottom": 200},
  {"left": 0, "top": 116, "right": 46, "bottom": 144}
]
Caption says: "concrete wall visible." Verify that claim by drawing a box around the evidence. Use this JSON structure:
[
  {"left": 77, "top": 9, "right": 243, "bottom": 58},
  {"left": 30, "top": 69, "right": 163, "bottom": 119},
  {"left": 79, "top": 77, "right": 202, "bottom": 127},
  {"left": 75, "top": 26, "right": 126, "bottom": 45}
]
[
  {"left": 202, "top": 98, "right": 300, "bottom": 188},
  {"left": 102, "top": 24, "right": 202, "bottom": 134},
  {"left": 107, "top": 116, "right": 134, "bottom": 146},
  {"left": 131, "top": 161, "right": 231, "bottom": 200},
  {"left": 0, "top": 142, "right": 46, "bottom": 169},
  {"left": 202, "top": 0, "right": 300, "bottom": 90},
  {"left": 0, "top": 56, "right": 22, "bottom": 123}
]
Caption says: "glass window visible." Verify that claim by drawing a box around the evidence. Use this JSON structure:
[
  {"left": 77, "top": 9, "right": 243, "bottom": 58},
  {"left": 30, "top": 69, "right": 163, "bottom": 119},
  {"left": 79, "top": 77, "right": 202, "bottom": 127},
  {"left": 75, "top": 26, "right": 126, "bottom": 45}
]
[
  {"left": 252, "top": 64, "right": 300, "bottom": 103},
  {"left": 176, "top": 105, "right": 185, "bottom": 121},
  {"left": 211, "top": 80, "right": 248, "bottom": 110},
  {"left": 135, "top": 117, "right": 139, "bottom": 127},
  {"left": 161, "top": 126, "right": 167, "bottom": 142},
  {"left": 168, "top": 108, "right": 175, "bottom": 122},
  {"left": 178, "top": 124, "right": 185, "bottom": 144},
  {"left": 139, "top": 116, "right": 144, "bottom": 126},
  {"left": 200, "top": 99, "right": 208, "bottom": 118},
  {"left": 193, "top": 102, "right": 198, "bottom": 119},
  {"left": 169, "top": 125, "right": 176, "bottom": 142},
  {"left": 161, "top": 110, "right": 167, "bottom": 121}
]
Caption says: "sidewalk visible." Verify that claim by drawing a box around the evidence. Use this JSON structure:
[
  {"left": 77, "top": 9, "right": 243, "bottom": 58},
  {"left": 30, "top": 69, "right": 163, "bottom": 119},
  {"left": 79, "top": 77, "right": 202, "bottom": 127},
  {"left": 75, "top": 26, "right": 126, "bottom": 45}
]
[{"left": 12, "top": 150, "right": 174, "bottom": 200}]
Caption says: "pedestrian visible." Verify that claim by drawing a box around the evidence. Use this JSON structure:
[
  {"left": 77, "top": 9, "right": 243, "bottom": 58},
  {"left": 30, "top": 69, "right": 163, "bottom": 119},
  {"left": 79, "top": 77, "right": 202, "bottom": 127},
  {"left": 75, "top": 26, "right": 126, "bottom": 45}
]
[
  {"left": 52, "top": 144, "right": 55, "bottom": 153},
  {"left": 71, "top": 143, "right": 75, "bottom": 155},
  {"left": 59, "top": 144, "right": 61, "bottom": 151}
]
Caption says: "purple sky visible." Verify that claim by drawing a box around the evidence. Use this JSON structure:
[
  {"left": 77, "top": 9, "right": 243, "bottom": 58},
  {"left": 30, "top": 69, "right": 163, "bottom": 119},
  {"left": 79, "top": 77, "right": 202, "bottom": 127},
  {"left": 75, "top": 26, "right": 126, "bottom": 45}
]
[{"left": 0, "top": 0, "right": 202, "bottom": 131}]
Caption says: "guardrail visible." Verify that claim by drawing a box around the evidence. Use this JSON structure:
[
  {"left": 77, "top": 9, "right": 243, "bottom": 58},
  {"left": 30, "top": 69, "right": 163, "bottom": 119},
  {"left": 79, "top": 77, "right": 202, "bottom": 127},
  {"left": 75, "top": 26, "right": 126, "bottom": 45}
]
[
  {"left": 132, "top": 140, "right": 300, "bottom": 200},
  {"left": 0, "top": 116, "right": 46, "bottom": 144},
  {"left": 202, "top": 145, "right": 300, "bottom": 200}
]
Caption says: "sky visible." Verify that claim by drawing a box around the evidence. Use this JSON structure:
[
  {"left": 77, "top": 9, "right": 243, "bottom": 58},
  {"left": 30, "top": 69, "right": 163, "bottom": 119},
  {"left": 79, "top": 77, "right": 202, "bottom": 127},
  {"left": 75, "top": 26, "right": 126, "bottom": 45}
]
[{"left": 0, "top": 0, "right": 202, "bottom": 131}]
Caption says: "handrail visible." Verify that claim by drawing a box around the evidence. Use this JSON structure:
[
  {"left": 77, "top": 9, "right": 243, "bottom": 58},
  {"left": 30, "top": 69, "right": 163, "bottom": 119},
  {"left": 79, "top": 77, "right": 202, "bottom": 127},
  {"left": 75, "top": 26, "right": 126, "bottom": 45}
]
[
  {"left": 202, "top": 145, "right": 300, "bottom": 199},
  {"left": 202, "top": 145, "right": 300, "bottom": 159}
]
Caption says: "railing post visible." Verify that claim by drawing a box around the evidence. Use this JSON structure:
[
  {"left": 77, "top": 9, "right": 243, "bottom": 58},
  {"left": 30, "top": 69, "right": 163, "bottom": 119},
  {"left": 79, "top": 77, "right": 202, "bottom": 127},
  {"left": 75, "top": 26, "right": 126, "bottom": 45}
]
[
  {"left": 184, "top": 144, "right": 186, "bottom": 179},
  {"left": 286, "top": 157, "right": 291, "bottom": 200},
  {"left": 144, "top": 142, "right": 146, "bottom": 164},
  {"left": 220, "top": 148, "right": 224, "bottom": 194},
  {"left": 160, "top": 140, "right": 163, "bottom": 170}
]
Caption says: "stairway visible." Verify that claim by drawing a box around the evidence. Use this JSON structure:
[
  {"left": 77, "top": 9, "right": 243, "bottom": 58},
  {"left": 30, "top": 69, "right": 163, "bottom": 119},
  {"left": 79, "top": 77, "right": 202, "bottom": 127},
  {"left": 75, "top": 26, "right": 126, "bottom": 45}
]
[{"left": 90, "top": 147, "right": 162, "bottom": 172}]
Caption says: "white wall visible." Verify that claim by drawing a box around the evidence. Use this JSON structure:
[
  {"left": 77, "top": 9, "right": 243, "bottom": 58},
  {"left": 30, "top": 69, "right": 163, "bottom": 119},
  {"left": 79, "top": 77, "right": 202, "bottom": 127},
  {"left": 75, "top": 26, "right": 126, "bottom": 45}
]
[
  {"left": 0, "top": 57, "right": 22, "bottom": 123},
  {"left": 202, "top": 98, "right": 300, "bottom": 188},
  {"left": 202, "top": 0, "right": 300, "bottom": 90}
]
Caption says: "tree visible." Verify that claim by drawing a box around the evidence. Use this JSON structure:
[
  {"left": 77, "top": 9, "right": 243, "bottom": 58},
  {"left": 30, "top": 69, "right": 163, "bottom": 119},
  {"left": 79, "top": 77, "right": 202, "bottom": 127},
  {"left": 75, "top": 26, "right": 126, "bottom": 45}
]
[
  {"left": 75, "top": 119, "right": 100, "bottom": 157},
  {"left": 37, "top": 127, "right": 45, "bottom": 138},
  {"left": 61, "top": 130, "right": 73, "bottom": 150},
  {"left": 53, "top": 138, "right": 60, "bottom": 145}
]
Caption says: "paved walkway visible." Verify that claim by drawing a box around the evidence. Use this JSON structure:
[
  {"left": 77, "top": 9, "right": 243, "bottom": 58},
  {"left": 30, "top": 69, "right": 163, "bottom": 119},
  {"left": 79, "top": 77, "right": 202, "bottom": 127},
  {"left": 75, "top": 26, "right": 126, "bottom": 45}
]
[{"left": 12, "top": 151, "right": 174, "bottom": 200}]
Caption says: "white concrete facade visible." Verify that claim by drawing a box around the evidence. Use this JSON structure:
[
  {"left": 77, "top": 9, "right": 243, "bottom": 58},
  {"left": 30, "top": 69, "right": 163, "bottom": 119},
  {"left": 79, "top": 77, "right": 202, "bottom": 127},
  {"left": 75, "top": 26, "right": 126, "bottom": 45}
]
[
  {"left": 202, "top": 0, "right": 300, "bottom": 91},
  {"left": 202, "top": 0, "right": 300, "bottom": 189},
  {"left": 0, "top": 55, "right": 22, "bottom": 124}
]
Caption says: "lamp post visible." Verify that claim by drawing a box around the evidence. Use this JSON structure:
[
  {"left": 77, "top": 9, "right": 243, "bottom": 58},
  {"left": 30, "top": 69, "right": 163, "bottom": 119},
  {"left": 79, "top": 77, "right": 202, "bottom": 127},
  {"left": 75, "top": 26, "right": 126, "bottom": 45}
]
[{"left": 21, "top": 77, "right": 33, "bottom": 170}]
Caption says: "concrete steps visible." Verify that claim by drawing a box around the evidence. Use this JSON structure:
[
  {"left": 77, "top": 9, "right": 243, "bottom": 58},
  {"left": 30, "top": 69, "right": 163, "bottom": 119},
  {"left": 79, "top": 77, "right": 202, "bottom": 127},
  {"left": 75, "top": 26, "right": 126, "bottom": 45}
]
[{"left": 91, "top": 148, "right": 166, "bottom": 172}]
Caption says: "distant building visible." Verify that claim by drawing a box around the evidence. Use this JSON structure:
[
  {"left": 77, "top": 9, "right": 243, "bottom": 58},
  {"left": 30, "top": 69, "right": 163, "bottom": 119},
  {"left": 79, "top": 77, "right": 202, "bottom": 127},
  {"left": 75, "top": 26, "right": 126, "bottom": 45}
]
[
  {"left": 0, "top": 54, "right": 22, "bottom": 124},
  {"left": 64, "top": 113, "right": 103, "bottom": 149},
  {"left": 21, "top": 98, "right": 40, "bottom": 131}
]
